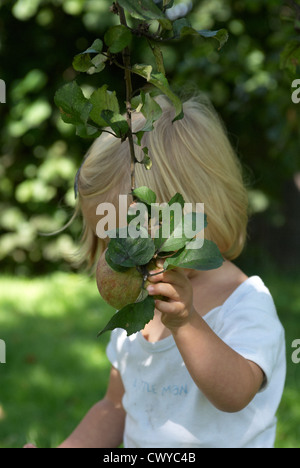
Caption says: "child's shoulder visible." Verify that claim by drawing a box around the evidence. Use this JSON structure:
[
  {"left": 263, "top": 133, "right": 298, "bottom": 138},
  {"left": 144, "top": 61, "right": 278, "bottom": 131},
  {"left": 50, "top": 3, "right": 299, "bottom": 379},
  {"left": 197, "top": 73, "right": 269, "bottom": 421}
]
[{"left": 192, "top": 261, "right": 249, "bottom": 318}]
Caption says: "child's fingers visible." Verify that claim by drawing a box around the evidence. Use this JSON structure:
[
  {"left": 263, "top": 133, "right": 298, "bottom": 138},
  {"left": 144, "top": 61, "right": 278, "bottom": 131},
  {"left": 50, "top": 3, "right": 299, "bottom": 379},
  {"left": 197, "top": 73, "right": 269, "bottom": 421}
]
[
  {"left": 148, "top": 268, "right": 184, "bottom": 286},
  {"left": 155, "top": 299, "right": 182, "bottom": 315},
  {"left": 147, "top": 282, "right": 179, "bottom": 300}
]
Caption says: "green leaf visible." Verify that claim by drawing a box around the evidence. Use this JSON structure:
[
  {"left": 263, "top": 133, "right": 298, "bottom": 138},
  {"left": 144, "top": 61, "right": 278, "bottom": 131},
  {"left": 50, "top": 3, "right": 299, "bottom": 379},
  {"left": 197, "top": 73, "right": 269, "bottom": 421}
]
[
  {"left": 97, "top": 295, "right": 155, "bottom": 337},
  {"left": 108, "top": 228, "right": 155, "bottom": 267},
  {"left": 75, "top": 123, "right": 101, "bottom": 139},
  {"left": 105, "top": 248, "right": 130, "bottom": 273},
  {"left": 172, "top": 19, "right": 229, "bottom": 49},
  {"left": 131, "top": 65, "right": 183, "bottom": 122},
  {"left": 73, "top": 39, "right": 105, "bottom": 73},
  {"left": 141, "top": 152, "right": 152, "bottom": 170},
  {"left": 152, "top": 193, "right": 185, "bottom": 251},
  {"left": 198, "top": 29, "right": 229, "bottom": 50},
  {"left": 132, "top": 186, "right": 156, "bottom": 205},
  {"left": 163, "top": 239, "right": 224, "bottom": 271},
  {"left": 117, "top": 0, "right": 166, "bottom": 21},
  {"left": 163, "top": 0, "right": 174, "bottom": 8},
  {"left": 280, "top": 40, "right": 300, "bottom": 75},
  {"left": 54, "top": 81, "right": 93, "bottom": 126},
  {"left": 100, "top": 110, "right": 129, "bottom": 138},
  {"left": 104, "top": 25, "right": 132, "bottom": 53},
  {"left": 83, "top": 39, "right": 103, "bottom": 55},
  {"left": 140, "top": 92, "right": 163, "bottom": 132},
  {"left": 89, "top": 85, "right": 120, "bottom": 127},
  {"left": 88, "top": 54, "right": 108, "bottom": 75},
  {"left": 151, "top": 44, "right": 166, "bottom": 75},
  {"left": 158, "top": 212, "right": 207, "bottom": 253}
]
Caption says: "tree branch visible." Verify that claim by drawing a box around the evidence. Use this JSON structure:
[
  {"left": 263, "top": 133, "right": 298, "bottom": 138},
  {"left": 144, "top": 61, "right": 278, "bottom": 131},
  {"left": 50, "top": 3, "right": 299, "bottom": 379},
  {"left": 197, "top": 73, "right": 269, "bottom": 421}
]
[{"left": 116, "top": 3, "right": 137, "bottom": 195}]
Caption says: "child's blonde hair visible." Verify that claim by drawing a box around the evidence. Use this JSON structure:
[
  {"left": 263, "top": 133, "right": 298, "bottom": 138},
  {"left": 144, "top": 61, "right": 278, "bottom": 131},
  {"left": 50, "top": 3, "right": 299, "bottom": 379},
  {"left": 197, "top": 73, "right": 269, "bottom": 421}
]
[{"left": 77, "top": 94, "right": 249, "bottom": 270}]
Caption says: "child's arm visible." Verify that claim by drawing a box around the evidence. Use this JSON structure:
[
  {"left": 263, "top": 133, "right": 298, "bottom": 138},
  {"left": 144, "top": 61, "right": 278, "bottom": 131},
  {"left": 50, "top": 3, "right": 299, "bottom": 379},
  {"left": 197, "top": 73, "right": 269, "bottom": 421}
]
[
  {"left": 147, "top": 267, "right": 264, "bottom": 413},
  {"left": 58, "top": 366, "right": 126, "bottom": 448}
]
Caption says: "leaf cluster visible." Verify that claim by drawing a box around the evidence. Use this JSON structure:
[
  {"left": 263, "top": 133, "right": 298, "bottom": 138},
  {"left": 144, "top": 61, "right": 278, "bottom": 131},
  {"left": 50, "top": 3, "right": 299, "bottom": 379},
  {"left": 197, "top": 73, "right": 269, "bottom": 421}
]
[
  {"left": 55, "top": 0, "right": 228, "bottom": 177},
  {"left": 98, "top": 186, "right": 224, "bottom": 337}
]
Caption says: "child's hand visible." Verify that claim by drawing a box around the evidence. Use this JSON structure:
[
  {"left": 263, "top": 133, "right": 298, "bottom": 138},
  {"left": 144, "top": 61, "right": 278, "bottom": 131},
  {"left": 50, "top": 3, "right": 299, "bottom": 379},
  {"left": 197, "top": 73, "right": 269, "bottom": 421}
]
[{"left": 147, "top": 260, "right": 194, "bottom": 331}]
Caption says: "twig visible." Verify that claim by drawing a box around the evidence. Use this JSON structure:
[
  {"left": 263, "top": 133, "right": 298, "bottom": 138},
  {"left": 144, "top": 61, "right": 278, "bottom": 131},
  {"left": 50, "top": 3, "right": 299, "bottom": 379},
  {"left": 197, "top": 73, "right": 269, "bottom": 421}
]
[{"left": 116, "top": 3, "right": 137, "bottom": 194}]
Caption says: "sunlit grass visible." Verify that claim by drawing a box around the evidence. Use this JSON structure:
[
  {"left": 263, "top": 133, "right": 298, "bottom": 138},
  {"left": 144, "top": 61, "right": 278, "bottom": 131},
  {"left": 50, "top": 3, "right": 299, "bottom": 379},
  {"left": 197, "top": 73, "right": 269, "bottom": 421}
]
[
  {"left": 0, "top": 270, "right": 299, "bottom": 448},
  {"left": 0, "top": 273, "right": 114, "bottom": 448}
]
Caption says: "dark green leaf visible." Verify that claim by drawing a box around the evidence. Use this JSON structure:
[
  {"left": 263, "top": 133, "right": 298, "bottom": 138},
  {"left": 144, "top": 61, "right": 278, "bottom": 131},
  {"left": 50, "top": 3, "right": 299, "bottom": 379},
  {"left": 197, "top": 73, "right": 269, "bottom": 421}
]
[
  {"left": 89, "top": 86, "right": 120, "bottom": 127},
  {"left": 54, "top": 81, "right": 93, "bottom": 126},
  {"left": 280, "top": 39, "right": 300, "bottom": 75},
  {"left": 172, "top": 19, "right": 229, "bottom": 49},
  {"left": 104, "top": 25, "right": 132, "bottom": 53},
  {"left": 108, "top": 228, "right": 155, "bottom": 267},
  {"left": 198, "top": 29, "right": 229, "bottom": 50},
  {"left": 72, "top": 39, "right": 104, "bottom": 73},
  {"left": 100, "top": 110, "right": 129, "bottom": 138},
  {"left": 105, "top": 248, "right": 130, "bottom": 273},
  {"left": 97, "top": 294, "right": 155, "bottom": 337},
  {"left": 163, "top": 0, "right": 174, "bottom": 9},
  {"left": 163, "top": 239, "right": 224, "bottom": 271},
  {"left": 75, "top": 123, "right": 101, "bottom": 139},
  {"left": 117, "top": 0, "right": 166, "bottom": 21}
]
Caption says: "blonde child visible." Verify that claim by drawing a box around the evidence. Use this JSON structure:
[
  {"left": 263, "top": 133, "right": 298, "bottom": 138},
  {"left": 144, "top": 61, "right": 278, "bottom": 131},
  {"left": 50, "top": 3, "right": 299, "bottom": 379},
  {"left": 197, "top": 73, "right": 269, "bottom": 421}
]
[{"left": 26, "top": 95, "right": 286, "bottom": 449}]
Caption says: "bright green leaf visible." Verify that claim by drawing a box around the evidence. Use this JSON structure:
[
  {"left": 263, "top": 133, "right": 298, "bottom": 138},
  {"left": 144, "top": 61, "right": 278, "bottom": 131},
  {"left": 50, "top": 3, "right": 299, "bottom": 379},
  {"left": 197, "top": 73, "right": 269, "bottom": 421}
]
[
  {"left": 158, "top": 211, "right": 207, "bottom": 253},
  {"left": 163, "top": 239, "right": 224, "bottom": 271},
  {"left": 131, "top": 65, "right": 183, "bottom": 122},
  {"left": 132, "top": 186, "right": 156, "bottom": 205}
]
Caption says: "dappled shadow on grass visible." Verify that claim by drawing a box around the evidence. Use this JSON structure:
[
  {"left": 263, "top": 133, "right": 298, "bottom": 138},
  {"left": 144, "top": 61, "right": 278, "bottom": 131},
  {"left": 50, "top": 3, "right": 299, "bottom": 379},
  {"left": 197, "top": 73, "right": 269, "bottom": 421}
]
[
  {"left": 0, "top": 269, "right": 300, "bottom": 448},
  {"left": 260, "top": 270, "right": 300, "bottom": 449},
  {"left": 0, "top": 273, "right": 116, "bottom": 448}
]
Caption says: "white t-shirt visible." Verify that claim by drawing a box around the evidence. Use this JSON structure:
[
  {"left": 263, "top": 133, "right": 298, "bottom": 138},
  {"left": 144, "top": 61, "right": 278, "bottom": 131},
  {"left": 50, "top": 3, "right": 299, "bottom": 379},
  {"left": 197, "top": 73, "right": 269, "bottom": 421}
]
[{"left": 106, "top": 276, "right": 286, "bottom": 448}]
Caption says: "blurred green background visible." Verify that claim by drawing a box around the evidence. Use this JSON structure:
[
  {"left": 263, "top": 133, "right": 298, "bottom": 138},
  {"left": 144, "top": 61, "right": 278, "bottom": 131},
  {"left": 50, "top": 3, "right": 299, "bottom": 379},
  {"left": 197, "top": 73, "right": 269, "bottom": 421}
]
[{"left": 0, "top": 0, "right": 300, "bottom": 448}]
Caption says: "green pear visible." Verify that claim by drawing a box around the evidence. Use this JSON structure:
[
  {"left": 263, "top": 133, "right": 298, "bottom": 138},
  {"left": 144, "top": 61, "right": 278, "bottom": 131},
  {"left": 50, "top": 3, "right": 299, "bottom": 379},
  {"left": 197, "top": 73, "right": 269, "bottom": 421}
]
[{"left": 96, "top": 251, "right": 166, "bottom": 310}]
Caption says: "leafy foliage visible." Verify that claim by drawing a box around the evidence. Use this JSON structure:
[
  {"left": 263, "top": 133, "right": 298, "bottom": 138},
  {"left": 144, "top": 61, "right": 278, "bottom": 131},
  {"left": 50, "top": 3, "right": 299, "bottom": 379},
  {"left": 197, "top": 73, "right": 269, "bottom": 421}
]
[{"left": 0, "top": 0, "right": 299, "bottom": 277}]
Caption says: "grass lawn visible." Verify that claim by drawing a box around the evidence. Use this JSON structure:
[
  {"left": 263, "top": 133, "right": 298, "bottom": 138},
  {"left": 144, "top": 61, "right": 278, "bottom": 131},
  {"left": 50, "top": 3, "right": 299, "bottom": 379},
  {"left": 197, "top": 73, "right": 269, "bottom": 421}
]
[{"left": 0, "top": 269, "right": 299, "bottom": 448}]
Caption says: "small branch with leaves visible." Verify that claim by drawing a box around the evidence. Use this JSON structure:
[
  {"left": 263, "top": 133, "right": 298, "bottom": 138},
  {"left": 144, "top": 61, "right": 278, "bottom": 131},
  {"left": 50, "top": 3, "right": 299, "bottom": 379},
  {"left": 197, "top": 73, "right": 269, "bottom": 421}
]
[{"left": 54, "top": 0, "right": 228, "bottom": 337}]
